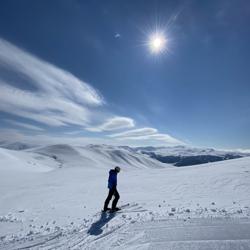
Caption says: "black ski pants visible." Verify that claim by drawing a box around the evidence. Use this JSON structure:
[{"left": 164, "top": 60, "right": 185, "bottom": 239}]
[{"left": 104, "top": 186, "right": 120, "bottom": 210}]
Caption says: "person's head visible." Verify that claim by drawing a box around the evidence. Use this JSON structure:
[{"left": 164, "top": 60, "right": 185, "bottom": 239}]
[{"left": 114, "top": 166, "right": 121, "bottom": 173}]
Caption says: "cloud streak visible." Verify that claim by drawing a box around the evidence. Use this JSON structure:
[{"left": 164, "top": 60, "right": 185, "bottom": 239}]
[
  {"left": 86, "top": 117, "right": 135, "bottom": 132},
  {"left": 0, "top": 38, "right": 183, "bottom": 146},
  {"left": 108, "top": 127, "right": 157, "bottom": 138},
  {"left": 108, "top": 127, "right": 183, "bottom": 145},
  {"left": 0, "top": 38, "right": 103, "bottom": 127},
  {"left": 120, "top": 133, "right": 183, "bottom": 145},
  {"left": 0, "top": 128, "right": 182, "bottom": 147},
  {"left": 4, "top": 119, "right": 44, "bottom": 131}
]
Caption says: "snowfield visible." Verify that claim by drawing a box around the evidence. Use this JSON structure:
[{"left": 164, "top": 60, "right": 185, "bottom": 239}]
[{"left": 0, "top": 144, "right": 250, "bottom": 249}]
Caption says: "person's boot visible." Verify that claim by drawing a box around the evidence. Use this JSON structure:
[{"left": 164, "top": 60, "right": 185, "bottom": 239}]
[
  {"left": 102, "top": 207, "right": 111, "bottom": 212},
  {"left": 110, "top": 207, "right": 121, "bottom": 212}
]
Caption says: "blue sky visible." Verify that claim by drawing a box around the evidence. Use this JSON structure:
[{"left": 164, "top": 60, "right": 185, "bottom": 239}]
[{"left": 0, "top": 0, "right": 249, "bottom": 148}]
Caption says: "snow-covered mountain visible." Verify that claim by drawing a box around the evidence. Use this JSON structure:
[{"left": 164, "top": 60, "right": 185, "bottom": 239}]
[
  {"left": 134, "top": 145, "right": 248, "bottom": 156},
  {"left": 1, "top": 142, "right": 249, "bottom": 167},
  {"left": 134, "top": 145, "right": 250, "bottom": 166},
  {"left": 0, "top": 143, "right": 169, "bottom": 171}
]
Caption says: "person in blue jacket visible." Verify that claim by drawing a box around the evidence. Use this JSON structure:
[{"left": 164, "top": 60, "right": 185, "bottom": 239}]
[{"left": 103, "top": 166, "right": 121, "bottom": 212}]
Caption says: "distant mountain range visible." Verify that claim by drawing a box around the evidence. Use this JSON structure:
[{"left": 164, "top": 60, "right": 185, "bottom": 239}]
[
  {"left": 0, "top": 141, "right": 249, "bottom": 167},
  {"left": 0, "top": 141, "right": 37, "bottom": 150},
  {"left": 133, "top": 145, "right": 250, "bottom": 166}
]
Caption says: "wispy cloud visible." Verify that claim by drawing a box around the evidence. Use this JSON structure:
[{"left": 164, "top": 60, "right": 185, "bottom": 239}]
[
  {"left": 108, "top": 127, "right": 157, "bottom": 138},
  {"left": 1, "top": 126, "right": 182, "bottom": 147},
  {"left": 123, "top": 133, "right": 183, "bottom": 145},
  {"left": 0, "top": 129, "right": 182, "bottom": 147},
  {"left": 0, "top": 38, "right": 184, "bottom": 146},
  {"left": 108, "top": 127, "right": 183, "bottom": 145},
  {"left": 114, "top": 33, "right": 121, "bottom": 38},
  {"left": 0, "top": 129, "right": 127, "bottom": 146},
  {"left": 4, "top": 119, "right": 44, "bottom": 131},
  {"left": 0, "top": 38, "right": 103, "bottom": 127},
  {"left": 86, "top": 117, "right": 135, "bottom": 132}
]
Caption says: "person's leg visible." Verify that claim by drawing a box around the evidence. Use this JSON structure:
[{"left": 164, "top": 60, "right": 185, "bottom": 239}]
[
  {"left": 104, "top": 188, "right": 115, "bottom": 210},
  {"left": 111, "top": 188, "right": 120, "bottom": 209}
]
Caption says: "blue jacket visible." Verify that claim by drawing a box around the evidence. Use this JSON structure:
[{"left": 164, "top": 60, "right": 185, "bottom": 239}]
[{"left": 108, "top": 169, "right": 117, "bottom": 189}]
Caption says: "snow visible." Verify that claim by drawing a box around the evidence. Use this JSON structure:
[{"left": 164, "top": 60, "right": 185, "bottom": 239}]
[
  {"left": 0, "top": 144, "right": 250, "bottom": 249},
  {"left": 29, "top": 144, "right": 170, "bottom": 170}
]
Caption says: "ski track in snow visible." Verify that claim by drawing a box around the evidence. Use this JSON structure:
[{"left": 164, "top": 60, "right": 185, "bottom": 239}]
[
  {"left": 86, "top": 218, "right": 250, "bottom": 250},
  {"left": 0, "top": 203, "right": 146, "bottom": 249},
  {"left": 1, "top": 205, "right": 250, "bottom": 250}
]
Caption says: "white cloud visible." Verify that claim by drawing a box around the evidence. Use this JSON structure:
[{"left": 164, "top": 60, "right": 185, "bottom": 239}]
[
  {"left": 0, "top": 129, "right": 182, "bottom": 147},
  {"left": 86, "top": 116, "right": 135, "bottom": 132},
  {"left": 0, "top": 129, "right": 125, "bottom": 146},
  {"left": 0, "top": 38, "right": 103, "bottom": 127},
  {"left": 108, "top": 127, "right": 157, "bottom": 138},
  {"left": 114, "top": 33, "right": 121, "bottom": 38},
  {"left": 119, "top": 133, "right": 183, "bottom": 145},
  {"left": 0, "top": 39, "right": 185, "bottom": 147},
  {"left": 108, "top": 127, "right": 183, "bottom": 145},
  {"left": 4, "top": 119, "right": 44, "bottom": 131}
]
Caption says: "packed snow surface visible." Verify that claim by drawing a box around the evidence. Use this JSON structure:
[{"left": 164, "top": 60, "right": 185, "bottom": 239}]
[{"left": 0, "top": 144, "right": 250, "bottom": 249}]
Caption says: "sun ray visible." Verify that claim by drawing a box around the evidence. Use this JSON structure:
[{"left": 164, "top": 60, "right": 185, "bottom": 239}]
[
  {"left": 148, "top": 31, "right": 168, "bottom": 54},
  {"left": 136, "top": 10, "right": 182, "bottom": 57}
]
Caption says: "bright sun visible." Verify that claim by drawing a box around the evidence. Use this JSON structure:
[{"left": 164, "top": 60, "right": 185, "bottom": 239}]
[{"left": 149, "top": 32, "right": 167, "bottom": 54}]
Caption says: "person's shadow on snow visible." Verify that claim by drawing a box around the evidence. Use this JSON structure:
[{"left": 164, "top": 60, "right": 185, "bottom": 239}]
[{"left": 87, "top": 212, "right": 116, "bottom": 236}]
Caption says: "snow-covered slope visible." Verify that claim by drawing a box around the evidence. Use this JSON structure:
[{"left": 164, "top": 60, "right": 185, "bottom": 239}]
[
  {"left": 1, "top": 142, "right": 249, "bottom": 167},
  {"left": 1, "top": 145, "right": 250, "bottom": 249},
  {"left": 0, "top": 147, "right": 54, "bottom": 172},
  {"left": 29, "top": 144, "right": 169, "bottom": 170}
]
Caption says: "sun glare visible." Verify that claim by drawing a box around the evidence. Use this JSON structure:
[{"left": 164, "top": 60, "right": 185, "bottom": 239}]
[{"left": 148, "top": 32, "right": 167, "bottom": 54}]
